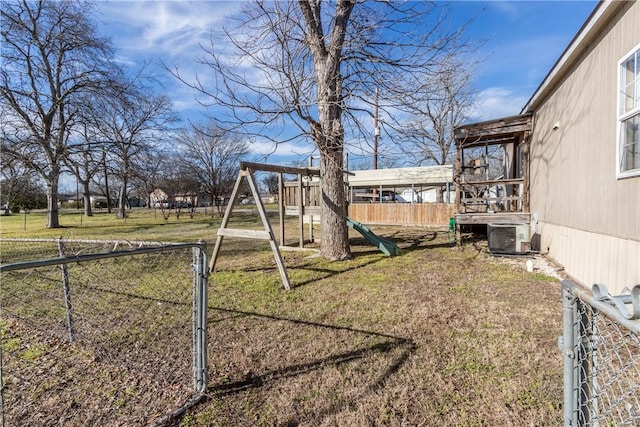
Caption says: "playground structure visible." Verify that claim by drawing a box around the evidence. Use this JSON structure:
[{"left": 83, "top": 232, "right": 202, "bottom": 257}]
[
  {"left": 209, "top": 162, "right": 400, "bottom": 290},
  {"left": 209, "top": 162, "right": 320, "bottom": 290},
  {"left": 346, "top": 217, "right": 400, "bottom": 257}
]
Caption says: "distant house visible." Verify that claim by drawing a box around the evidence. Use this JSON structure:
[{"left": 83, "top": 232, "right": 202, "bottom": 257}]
[
  {"left": 128, "top": 197, "right": 146, "bottom": 208},
  {"left": 89, "top": 195, "right": 117, "bottom": 208},
  {"left": 149, "top": 188, "right": 212, "bottom": 208},
  {"left": 58, "top": 193, "right": 78, "bottom": 208},
  {"left": 455, "top": 1, "right": 639, "bottom": 294},
  {"left": 149, "top": 189, "right": 169, "bottom": 207}
]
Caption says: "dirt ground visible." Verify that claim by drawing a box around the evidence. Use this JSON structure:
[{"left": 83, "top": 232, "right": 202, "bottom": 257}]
[{"left": 1, "top": 227, "right": 564, "bottom": 426}]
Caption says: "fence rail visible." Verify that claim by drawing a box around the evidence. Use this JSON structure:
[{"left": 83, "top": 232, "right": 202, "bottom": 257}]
[
  {"left": 561, "top": 279, "right": 640, "bottom": 426},
  {"left": 0, "top": 238, "right": 208, "bottom": 426}
]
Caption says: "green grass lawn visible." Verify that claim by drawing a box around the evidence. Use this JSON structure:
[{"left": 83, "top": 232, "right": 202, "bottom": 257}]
[
  {"left": 0, "top": 208, "right": 564, "bottom": 426},
  {"left": 1, "top": 207, "right": 220, "bottom": 241}
]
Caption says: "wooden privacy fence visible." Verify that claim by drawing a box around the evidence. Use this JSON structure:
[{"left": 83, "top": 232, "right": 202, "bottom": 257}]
[
  {"left": 282, "top": 180, "right": 454, "bottom": 226},
  {"left": 348, "top": 203, "right": 455, "bottom": 226}
]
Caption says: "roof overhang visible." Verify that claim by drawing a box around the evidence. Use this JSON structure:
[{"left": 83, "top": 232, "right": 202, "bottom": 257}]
[{"left": 454, "top": 114, "right": 532, "bottom": 148}]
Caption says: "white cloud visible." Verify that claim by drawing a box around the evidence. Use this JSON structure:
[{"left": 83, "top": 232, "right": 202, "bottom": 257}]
[
  {"left": 249, "top": 139, "right": 314, "bottom": 159},
  {"left": 96, "top": 1, "right": 241, "bottom": 55},
  {"left": 93, "top": 1, "right": 249, "bottom": 122},
  {"left": 470, "top": 87, "right": 529, "bottom": 121}
]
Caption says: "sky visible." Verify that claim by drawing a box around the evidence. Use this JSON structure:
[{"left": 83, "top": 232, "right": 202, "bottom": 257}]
[{"left": 93, "top": 0, "right": 598, "bottom": 167}]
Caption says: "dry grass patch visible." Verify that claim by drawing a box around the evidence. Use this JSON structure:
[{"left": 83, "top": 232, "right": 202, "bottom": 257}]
[
  {"left": 192, "top": 228, "right": 562, "bottom": 426},
  {"left": 1, "top": 216, "right": 563, "bottom": 426}
]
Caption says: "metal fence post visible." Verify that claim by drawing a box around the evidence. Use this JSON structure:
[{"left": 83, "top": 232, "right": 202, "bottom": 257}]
[
  {"left": 193, "top": 242, "right": 208, "bottom": 393},
  {"left": 561, "top": 279, "right": 640, "bottom": 427},
  {"left": 590, "top": 311, "right": 600, "bottom": 427},
  {"left": 1, "top": 334, "right": 5, "bottom": 427},
  {"left": 562, "top": 280, "right": 577, "bottom": 426},
  {"left": 577, "top": 306, "right": 592, "bottom": 426},
  {"left": 57, "top": 237, "right": 74, "bottom": 341}
]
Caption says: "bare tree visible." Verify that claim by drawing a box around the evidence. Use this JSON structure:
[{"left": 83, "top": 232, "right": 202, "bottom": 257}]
[
  {"left": 0, "top": 173, "right": 46, "bottom": 213},
  {"left": 95, "top": 88, "right": 176, "bottom": 219},
  {"left": 397, "top": 64, "right": 475, "bottom": 167},
  {"left": 0, "top": 154, "right": 33, "bottom": 214},
  {"left": 130, "top": 149, "right": 168, "bottom": 209},
  {"left": 394, "top": 63, "right": 475, "bottom": 202},
  {"left": 1, "top": 0, "right": 117, "bottom": 228},
  {"left": 89, "top": 147, "right": 116, "bottom": 213},
  {"left": 262, "top": 173, "right": 280, "bottom": 201},
  {"left": 175, "top": 122, "right": 249, "bottom": 217},
  {"left": 153, "top": 159, "right": 201, "bottom": 219},
  {"left": 170, "top": 1, "right": 472, "bottom": 260},
  {"left": 64, "top": 121, "right": 105, "bottom": 217}
]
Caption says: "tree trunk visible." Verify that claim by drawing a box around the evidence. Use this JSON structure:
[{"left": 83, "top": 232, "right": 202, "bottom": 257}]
[
  {"left": 117, "top": 181, "right": 127, "bottom": 218},
  {"left": 82, "top": 181, "right": 93, "bottom": 217},
  {"left": 297, "top": 0, "right": 354, "bottom": 261},
  {"left": 320, "top": 148, "right": 351, "bottom": 260},
  {"left": 104, "top": 163, "right": 112, "bottom": 214},
  {"left": 46, "top": 176, "right": 60, "bottom": 228}
]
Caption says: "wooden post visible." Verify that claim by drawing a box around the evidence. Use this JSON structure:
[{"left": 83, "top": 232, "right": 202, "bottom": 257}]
[
  {"left": 278, "top": 172, "right": 285, "bottom": 246},
  {"left": 522, "top": 131, "right": 531, "bottom": 212},
  {"left": 454, "top": 139, "right": 463, "bottom": 245},
  {"left": 298, "top": 174, "right": 304, "bottom": 248},
  {"left": 246, "top": 169, "right": 291, "bottom": 290},
  {"left": 455, "top": 142, "right": 463, "bottom": 215},
  {"left": 209, "top": 167, "right": 291, "bottom": 291},
  {"left": 209, "top": 171, "right": 245, "bottom": 273}
]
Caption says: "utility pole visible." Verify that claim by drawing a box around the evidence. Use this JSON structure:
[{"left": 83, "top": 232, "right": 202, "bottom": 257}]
[{"left": 373, "top": 87, "right": 379, "bottom": 170}]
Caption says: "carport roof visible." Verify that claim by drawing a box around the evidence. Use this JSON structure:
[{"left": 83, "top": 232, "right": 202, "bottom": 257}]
[{"left": 347, "top": 165, "right": 453, "bottom": 187}]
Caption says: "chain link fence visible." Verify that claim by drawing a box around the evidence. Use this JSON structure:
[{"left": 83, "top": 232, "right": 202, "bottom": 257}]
[
  {"left": 0, "top": 238, "right": 208, "bottom": 426},
  {"left": 561, "top": 279, "right": 640, "bottom": 426}
]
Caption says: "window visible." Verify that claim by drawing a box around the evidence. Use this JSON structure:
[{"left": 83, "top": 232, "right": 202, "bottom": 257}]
[{"left": 618, "top": 44, "right": 640, "bottom": 177}]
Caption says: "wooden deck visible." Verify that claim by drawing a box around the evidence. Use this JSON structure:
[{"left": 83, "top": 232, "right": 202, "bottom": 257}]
[{"left": 454, "top": 114, "right": 533, "bottom": 229}]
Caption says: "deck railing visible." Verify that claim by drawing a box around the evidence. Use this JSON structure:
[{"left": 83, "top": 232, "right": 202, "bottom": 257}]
[{"left": 458, "top": 178, "right": 525, "bottom": 214}]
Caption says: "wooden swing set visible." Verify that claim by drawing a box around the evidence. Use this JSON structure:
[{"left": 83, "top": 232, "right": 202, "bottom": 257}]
[{"left": 208, "top": 161, "right": 321, "bottom": 291}]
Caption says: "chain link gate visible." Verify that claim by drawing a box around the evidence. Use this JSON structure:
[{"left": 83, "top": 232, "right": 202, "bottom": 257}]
[{"left": 0, "top": 238, "right": 208, "bottom": 426}]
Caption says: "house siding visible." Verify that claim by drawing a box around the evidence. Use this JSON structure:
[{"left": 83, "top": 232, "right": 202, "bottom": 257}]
[{"left": 529, "top": 1, "right": 640, "bottom": 293}]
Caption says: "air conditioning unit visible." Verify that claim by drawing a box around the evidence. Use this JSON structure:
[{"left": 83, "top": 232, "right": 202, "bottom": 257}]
[{"left": 487, "top": 223, "right": 531, "bottom": 254}]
